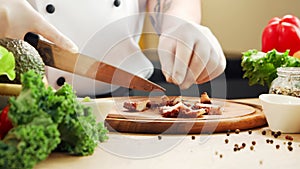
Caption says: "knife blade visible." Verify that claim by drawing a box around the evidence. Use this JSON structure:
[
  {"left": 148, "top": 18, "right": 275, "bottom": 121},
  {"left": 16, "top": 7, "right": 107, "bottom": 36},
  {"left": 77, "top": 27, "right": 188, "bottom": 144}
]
[{"left": 24, "top": 32, "right": 165, "bottom": 92}]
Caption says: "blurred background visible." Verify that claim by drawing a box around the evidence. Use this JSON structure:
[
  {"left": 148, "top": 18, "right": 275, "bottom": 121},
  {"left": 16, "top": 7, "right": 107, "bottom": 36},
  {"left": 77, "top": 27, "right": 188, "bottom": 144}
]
[{"left": 135, "top": 0, "right": 300, "bottom": 99}]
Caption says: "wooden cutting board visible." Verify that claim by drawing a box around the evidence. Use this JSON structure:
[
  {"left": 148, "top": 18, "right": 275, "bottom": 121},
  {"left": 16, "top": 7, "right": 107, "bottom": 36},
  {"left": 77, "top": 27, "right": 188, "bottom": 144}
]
[{"left": 104, "top": 97, "right": 267, "bottom": 134}]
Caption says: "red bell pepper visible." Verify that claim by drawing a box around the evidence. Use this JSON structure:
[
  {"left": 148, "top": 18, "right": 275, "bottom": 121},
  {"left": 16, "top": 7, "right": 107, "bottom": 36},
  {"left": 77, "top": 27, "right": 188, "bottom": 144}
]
[
  {"left": 262, "top": 14, "right": 300, "bottom": 56},
  {"left": 0, "top": 105, "right": 13, "bottom": 139}
]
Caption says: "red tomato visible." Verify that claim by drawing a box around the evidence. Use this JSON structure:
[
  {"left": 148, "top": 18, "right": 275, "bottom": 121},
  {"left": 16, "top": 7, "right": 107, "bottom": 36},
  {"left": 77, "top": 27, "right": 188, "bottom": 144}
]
[{"left": 0, "top": 105, "right": 13, "bottom": 139}]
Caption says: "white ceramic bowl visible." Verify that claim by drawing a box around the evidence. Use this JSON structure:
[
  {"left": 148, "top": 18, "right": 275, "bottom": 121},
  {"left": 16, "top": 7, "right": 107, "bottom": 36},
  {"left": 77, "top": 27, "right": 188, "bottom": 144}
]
[
  {"left": 79, "top": 98, "right": 115, "bottom": 123},
  {"left": 259, "top": 94, "right": 300, "bottom": 133}
]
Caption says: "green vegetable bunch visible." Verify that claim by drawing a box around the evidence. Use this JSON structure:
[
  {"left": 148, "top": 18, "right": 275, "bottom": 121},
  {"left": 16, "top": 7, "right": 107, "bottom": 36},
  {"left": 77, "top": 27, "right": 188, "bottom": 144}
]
[
  {"left": 0, "top": 117, "right": 60, "bottom": 169},
  {"left": 0, "top": 70, "right": 109, "bottom": 169},
  {"left": 241, "top": 49, "right": 300, "bottom": 87}
]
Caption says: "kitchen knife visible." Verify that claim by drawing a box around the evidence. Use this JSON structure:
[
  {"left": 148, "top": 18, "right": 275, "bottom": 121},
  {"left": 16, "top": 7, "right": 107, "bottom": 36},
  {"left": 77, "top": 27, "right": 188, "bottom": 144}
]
[{"left": 24, "top": 32, "right": 165, "bottom": 92}]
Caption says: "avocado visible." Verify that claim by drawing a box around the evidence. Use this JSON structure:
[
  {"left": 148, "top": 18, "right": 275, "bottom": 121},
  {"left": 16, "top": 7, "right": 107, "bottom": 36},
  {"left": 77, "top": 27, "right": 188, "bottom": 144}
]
[{"left": 0, "top": 38, "right": 45, "bottom": 84}]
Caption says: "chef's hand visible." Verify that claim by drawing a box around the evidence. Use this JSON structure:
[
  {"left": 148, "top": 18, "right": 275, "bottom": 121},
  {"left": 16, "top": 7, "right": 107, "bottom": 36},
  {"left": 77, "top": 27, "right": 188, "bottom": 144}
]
[
  {"left": 158, "top": 21, "right": 226, "bottom": 89},
  {"left": 0, "top": 0, "right": 78, "bottom": 53}
]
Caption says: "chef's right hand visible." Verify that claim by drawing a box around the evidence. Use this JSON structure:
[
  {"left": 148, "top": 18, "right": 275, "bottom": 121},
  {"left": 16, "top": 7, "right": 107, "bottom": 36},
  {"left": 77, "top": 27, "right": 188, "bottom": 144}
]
[{"left": 0, "top": 0, "right": 78, "bottom": 53}]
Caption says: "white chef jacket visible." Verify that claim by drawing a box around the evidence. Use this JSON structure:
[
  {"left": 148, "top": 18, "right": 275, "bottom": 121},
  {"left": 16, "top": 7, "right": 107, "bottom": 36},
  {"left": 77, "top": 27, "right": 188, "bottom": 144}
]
[{"left": 27, "top": 0, "right": 154, "bottom": 97}]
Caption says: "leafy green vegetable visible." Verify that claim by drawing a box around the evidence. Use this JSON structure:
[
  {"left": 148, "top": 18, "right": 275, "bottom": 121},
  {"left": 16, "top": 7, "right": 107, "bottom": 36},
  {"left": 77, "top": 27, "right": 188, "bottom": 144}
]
[
  {"left": 1, "top": 70, "right": 109, "bottom": 169},
  {"left": 241, "top": 49, "right": 300, "bottom": 87},
  {"left": 54, "top": 84, "right": 109, "bottom": 156},
  {"left": 0, "top": 117, "right": 60, "bottom": 169},
  {"left": 0, "top": 45, "right": 15, "bottom": 81}
]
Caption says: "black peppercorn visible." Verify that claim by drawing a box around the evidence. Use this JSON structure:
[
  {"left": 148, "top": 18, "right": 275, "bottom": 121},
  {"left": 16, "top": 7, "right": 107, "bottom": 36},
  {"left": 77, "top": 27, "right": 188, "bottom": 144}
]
[
  {"left": 248, "top": 130, "right": 252, "bottom": 135},
  {"left": 288, "top": 146, "right": 293, "bottom": 151},
  {"left": 46, "top": 4, "right": 55, "bottom": 14},
  {"left": 262, "top": 130, "right": 266, "bottom": 135},
  {"left": 277, "top": 131, "right": 282, "bottom": 136},
  {"left": 226, "top": 130, "right": 231, "bottom": 136},
  {"left": 56, "top": 77, "right": 65, "bottom": 86},
  {"left": 271, "top": 131, "right": 275, "bottom": 136},
  {"left": 113, "top": 0, "right": 121, "bottom": 7}
]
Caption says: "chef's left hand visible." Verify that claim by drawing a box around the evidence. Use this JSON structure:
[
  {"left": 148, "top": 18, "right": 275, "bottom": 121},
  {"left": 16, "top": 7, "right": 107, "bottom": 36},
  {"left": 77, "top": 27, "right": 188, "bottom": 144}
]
[{"left": 158, "top": 21, "right": 226, "bottom": 89}]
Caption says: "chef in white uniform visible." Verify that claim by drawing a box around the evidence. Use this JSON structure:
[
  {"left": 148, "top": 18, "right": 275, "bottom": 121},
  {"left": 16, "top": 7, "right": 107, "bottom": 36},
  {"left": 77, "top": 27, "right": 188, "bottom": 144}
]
[{"left": 0, "top": 0, "right": 226, "bottom": 97}]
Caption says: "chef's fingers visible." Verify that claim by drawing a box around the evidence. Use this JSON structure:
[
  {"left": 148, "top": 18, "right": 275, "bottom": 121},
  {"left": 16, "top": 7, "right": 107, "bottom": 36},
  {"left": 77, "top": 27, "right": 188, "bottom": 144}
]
[
  {"left": 158, "top": 35, "right": 176, "bottom": 83},
  {"left": 179, "top": 41, "right": 210, "bottom": 89},
  {"left": 196, "top": 60, "right": 225, "bottom": 83},
  {"left": 32, "top": 14, "right": 78, "bottom": 53},
  {"left": 172, "top": 40, "right": 193, "bottom": 85},
  {"left": 196, "top": 48, "right": 225, "bottom": 83}
]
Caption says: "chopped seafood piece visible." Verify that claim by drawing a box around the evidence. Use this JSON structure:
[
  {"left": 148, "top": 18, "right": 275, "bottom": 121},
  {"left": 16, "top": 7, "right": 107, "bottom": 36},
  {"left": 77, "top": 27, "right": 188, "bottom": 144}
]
[
  {"left": 123, "top": 99, "right": 150, "bottom": 112},
  {"left": 122, "top": 92, "right": 222, "bottom": 117},
  {"left": 200, "top": 92, "right": 212, "bottom": 104},
  {"left": 192, "top": 103, "right": 222, "bottom": 115},
  {"left": 159, "top": 102, "right": 206, "bottom": 118},
  {"left": 160, "top": 95, "right": 182, "bottom": 106}
]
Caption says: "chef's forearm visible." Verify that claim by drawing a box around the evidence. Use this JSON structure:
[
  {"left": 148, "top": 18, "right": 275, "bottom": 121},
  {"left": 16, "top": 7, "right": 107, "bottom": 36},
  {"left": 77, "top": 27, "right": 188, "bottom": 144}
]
[{"left": 147, "top": 0, "right": 201, "bottom": 24}]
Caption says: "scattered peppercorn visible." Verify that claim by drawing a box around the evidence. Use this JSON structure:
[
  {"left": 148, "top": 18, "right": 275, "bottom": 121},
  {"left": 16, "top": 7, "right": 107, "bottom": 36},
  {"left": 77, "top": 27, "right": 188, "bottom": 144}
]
[
  {"left": 288, "top": 146, "right": 293, "bottom": 151},
  {"left": 250, "top": 146, "right": 254, "bottom": 151},
  {"left": 219, "top": 154, "right": 223, "bottom": 158},
  {"left": 225, "top": 139, "right": 229, "bottom": 144},
  {"left": 226, "top": 130, "right": 231, "bottom": 136},
  {"left": 276, "top": 145, "right": 280, "bottom": 149},
  {"left": 262, "top": 130, "right": 266, "bottom": 135},
  {"left": 285, "top": 135, "right": 294, "bottom": 141},
  {"left": 252, "top": 141, "right": 256, "bottom": 146},
  {"left": 191, "top": 135, "right": 195, "bottom": 140},
  {"left": 248, "top": 130, "right": 252, "bottom": 135},
  {"left": 273, "top": 133, "right": 279, "bottom": 138},
  {"left": 266, "top": 139, "right": 270, "bottom": 143},
  {"left": 242, "top": 143, "right": 246, "bottom": 148},
  {"left": 277, "top": 131, "right": 282, "bottom": 136},
  {"left": 234, "top": 147, "right": 238, "bottom": 152},
  {"left": 158, "top": 135, "right": 162, "bottom": 140},
  {"left": 235, "top": 129, "right": 240, "bottom": 134},
  {"left": 288, "top": 142, "right": 292, "bottom": 146},
  {"left": 271, "top": 131, "right": 275, "bottom": 136},
  {"left": 270, "top": 140, "right": 274, "bottom": 144}
]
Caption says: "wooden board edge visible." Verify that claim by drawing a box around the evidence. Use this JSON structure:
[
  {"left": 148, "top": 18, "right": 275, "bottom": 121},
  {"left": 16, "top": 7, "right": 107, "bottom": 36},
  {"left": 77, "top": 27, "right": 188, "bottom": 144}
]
[{"left": 105, "top": 101, "right": 267, "bottom": 134}]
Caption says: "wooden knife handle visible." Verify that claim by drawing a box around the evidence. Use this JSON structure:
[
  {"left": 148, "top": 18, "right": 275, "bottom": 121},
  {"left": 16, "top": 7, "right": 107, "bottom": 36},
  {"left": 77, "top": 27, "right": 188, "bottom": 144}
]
[{"left": 24, "top": 32, "right": 39, "bottom": 48}]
